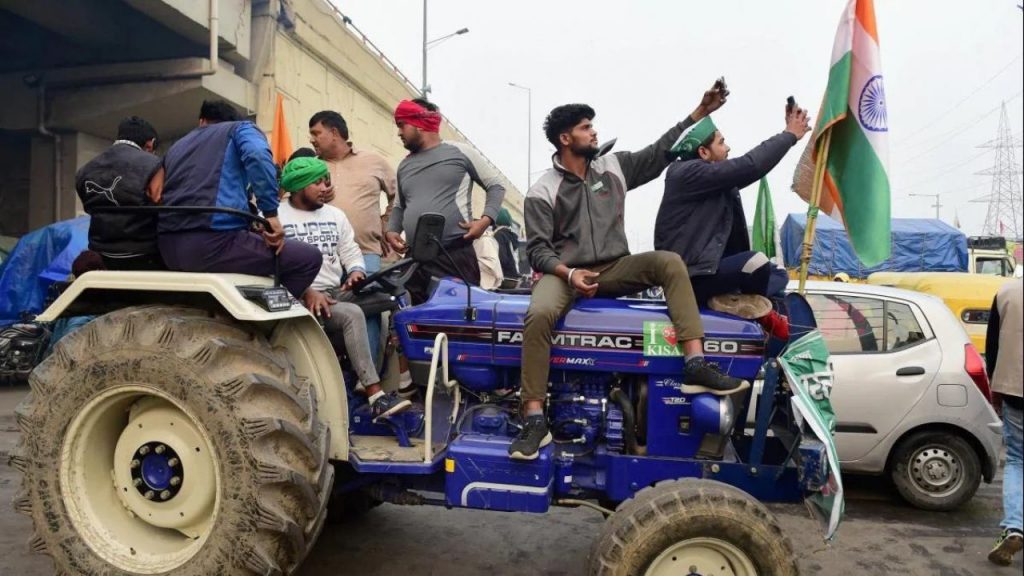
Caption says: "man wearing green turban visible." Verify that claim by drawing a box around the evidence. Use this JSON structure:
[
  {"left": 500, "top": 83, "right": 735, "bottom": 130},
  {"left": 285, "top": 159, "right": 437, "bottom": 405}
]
[
  {"left": 653, "top": 97, "right": 812, "bottom": 339},
  {"left": 277, "top": 156, "right": 411, "bottom": 420},
  {"left": 280, "top": 156, "right": 329, "bottom": 193}
]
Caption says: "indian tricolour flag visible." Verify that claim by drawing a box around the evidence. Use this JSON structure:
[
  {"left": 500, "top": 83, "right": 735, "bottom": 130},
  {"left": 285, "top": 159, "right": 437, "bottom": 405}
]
[{"left": 793, "top": 0, "right": 891, "bottom": 266}]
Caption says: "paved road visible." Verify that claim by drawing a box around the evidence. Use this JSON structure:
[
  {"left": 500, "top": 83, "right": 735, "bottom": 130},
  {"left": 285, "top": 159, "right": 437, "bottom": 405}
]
[{"left": 0, "top": 385, "right": 1019, "bottom": 575}]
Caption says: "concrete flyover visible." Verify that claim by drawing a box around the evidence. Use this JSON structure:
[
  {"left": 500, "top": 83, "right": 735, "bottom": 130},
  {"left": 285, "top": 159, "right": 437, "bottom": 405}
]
[{"left": 0, "top": 0, "right": 523, "bottom": 238}]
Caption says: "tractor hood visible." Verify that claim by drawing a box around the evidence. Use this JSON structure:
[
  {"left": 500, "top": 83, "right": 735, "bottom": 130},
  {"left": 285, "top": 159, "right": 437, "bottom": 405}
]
[{"left": 396, "top": 279, "right": 766, "bottom": 387}]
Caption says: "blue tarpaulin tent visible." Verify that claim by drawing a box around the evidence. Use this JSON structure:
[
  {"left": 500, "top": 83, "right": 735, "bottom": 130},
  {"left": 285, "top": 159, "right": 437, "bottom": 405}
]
[
  {"left": 781, "top": 214, "right": 967, "bottom": 279},
  {"left": 0, "top": 216, "right": 89, "bottom": 327}
]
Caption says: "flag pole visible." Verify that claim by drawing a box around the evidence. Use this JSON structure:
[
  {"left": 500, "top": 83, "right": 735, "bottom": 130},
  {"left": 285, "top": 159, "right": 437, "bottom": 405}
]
[{"left": 798, "top": 128, "right": 833, "bottom": 294}]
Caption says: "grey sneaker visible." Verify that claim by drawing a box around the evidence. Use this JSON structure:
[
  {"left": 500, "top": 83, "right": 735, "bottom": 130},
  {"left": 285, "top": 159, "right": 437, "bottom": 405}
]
[
  {"left": 371, "top": 392, "right": 412, "bottom": 421},
  {"left": 508, "top": 415, "right": 552, "bottom": 461},
  {"left": 682, "top": 357, "right": 751, "bottom": 396},
  {"left": 988, "top": 528, "right": 1023, "bottom": 566},
  {"left": 709, "top": 293, "right": 773, "bottom": 319}
]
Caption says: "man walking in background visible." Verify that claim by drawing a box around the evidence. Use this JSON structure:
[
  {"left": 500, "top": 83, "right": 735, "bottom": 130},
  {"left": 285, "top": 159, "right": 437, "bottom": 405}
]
[
  {"left": 986, "top": 279, "right": 1023, "bottom": 566},
  {"left": 385, "top": 98, "right": 505, "bottom": 303},
  {"left": 309, "top": 110, "right": 397, "bottom": 366}
]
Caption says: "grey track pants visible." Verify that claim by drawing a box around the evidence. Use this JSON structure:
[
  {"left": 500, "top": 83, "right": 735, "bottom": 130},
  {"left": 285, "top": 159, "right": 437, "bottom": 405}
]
[
  {"left": 322, "top": 289, "right": 380, "bottom": 389},
  {"left": 520, "top": 251, "right": 704, "bottom": 402}
]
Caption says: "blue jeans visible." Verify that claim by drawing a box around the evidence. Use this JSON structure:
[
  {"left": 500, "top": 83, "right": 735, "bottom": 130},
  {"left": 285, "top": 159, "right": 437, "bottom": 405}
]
[
  {"left": 363, "top": 253, "right": 383, "bottom": 369},
  {"left": 1002, "top": 401, "right": 1023, "bottom": 531}
]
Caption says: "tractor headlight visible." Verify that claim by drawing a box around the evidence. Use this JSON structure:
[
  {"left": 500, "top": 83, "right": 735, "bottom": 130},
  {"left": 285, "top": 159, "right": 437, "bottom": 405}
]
[{"left": 718, "top": 396, "right": 735, "bottom": 436}]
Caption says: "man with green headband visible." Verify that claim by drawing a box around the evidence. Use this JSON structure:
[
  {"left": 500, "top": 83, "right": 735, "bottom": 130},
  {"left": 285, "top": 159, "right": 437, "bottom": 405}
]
[
  {"left": 654, "top": 100, "right": 811, "bottom": 337},
  {"left": 278, "top": 157, "right": 411, "bottom": 420}
]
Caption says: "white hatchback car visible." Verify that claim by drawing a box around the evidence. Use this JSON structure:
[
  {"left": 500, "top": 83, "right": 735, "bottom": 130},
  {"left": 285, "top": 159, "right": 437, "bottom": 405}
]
[{"left": 752, "top": 281, "right": 1002, "bottom": 511}]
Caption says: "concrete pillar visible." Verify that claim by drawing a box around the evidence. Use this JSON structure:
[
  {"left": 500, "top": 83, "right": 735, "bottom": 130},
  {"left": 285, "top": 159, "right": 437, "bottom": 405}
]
[
  {"left": 29, "top": 134, "right": 78, "bottom": 231},
  {"left": 0, "top": 134, "right": 31, "bottom": 237}
]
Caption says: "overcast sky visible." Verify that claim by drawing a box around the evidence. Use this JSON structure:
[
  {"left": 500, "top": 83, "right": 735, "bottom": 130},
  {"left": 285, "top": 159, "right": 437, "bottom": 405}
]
[{"left": 332, "top": 0, "right": 1023, "bottom": 250}]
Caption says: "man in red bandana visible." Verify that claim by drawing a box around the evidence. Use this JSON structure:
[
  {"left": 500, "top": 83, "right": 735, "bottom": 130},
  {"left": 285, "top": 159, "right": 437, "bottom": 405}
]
[{"left": 386, "top": 98, "right": 506, "bottom": 303}]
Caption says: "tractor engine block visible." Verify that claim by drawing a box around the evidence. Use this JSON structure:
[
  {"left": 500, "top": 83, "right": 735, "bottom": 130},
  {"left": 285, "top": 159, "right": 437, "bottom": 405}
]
[{"left": 548, "top": 374, "right": 623, "bottom": 453}]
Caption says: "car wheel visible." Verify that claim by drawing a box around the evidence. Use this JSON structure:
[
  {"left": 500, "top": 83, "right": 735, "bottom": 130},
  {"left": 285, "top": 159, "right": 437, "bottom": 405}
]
[{"left": 890, "top": 430, "right": 981, "bottom": 511}]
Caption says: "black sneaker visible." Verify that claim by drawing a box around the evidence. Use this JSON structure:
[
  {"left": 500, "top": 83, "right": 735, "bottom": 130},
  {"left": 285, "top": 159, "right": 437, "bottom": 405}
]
[
  {"left": 988, "top": 528, "right": 1023, "bottom": 566},
  {"left": 371, "top": 392, "right": 412, "bottom": 421},
  {"left": 508, "top": 415, "right": 552, "bottom": 461},
  {"left": 681, "top": 357, "right": 751, "bottom": 396}
]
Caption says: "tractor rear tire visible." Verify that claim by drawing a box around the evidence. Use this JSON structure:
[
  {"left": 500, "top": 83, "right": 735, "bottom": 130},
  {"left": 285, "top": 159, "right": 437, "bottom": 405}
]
[
  {"left": 587, "top": 479, "right": 798, "bottom": 576},
  {"left": 10, "top": 305, "right": 333, "bottom": 575}
]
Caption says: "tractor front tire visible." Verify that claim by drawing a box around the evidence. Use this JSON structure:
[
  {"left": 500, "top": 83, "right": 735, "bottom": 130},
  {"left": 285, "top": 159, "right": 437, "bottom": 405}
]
[
  {"left": 587, "top": 479, "right": 798, "bottom": 576},
  {"left": 10, "top": 306, "right": 333, "bottom": 575}
]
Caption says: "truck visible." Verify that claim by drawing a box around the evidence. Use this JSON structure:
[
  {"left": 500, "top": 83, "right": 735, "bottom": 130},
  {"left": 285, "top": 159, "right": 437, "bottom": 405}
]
[
  {"left": 780, "top": 214, "right": 1016, "bottom": 351},
  {"left": 780, "top": 214, "right": 1017, "bottom": 280}
]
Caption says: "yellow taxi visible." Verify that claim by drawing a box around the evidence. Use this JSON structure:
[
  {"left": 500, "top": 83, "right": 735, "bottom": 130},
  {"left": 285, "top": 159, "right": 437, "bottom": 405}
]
[{"left": 866, "top": 272, "right": 1010, "bottom": 352}]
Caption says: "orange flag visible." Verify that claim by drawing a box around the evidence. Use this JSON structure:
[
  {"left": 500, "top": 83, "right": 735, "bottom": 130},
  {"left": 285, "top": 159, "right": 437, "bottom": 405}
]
[{"left": 270, "top": 93, "right": 293, "bottom": 167}]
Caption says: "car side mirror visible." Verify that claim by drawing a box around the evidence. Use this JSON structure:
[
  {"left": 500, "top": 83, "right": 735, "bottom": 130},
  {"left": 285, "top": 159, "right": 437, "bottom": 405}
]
[{"left": 410, "top": 213, "right": 446, "bottom": 263}]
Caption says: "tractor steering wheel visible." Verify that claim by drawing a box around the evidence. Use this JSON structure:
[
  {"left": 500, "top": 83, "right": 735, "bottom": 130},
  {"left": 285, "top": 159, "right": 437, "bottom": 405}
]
[{"left": 351, "top": 257, "right": 419, "bottom": 296}]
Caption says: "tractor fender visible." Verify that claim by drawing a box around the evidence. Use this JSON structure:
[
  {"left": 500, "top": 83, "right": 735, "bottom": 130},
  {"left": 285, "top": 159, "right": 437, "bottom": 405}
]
[{"left": 35, "top": 270, "right": 349, "bottom": 461}]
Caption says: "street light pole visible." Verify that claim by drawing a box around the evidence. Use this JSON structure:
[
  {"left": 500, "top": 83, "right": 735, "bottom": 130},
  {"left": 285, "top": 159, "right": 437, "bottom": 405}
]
[
  {"left": 420, "top": 0, "right": 468, "bottom": 97},
  {"left": 910, "top": 193, "right": 943, "bottom": 220},
  {"left": 509, "top": 82, "right": 532, "bottom": 192},
  {"left": 421, "top": 0, "right": 428, "bottom": 96}
]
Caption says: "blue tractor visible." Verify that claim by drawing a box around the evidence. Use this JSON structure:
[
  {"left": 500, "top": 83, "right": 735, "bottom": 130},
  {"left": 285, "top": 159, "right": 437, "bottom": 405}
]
[{"left": 14, "top": 211, "right": 835, "bottom": 576}]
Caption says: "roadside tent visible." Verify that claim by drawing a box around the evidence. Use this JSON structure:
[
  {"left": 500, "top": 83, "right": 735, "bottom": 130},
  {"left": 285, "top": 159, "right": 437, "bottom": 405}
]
[
  {"left": 781, "top": 214, "right": 967, "bottom": 279},
  {"left": 0, "top": 217, "right": 89, "bottom": 327}
]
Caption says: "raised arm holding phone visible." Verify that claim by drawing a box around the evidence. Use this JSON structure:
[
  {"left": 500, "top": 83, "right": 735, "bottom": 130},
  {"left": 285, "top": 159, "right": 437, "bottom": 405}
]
[{"left": 653, "top": 89, "right": 812, "bottom": 340}]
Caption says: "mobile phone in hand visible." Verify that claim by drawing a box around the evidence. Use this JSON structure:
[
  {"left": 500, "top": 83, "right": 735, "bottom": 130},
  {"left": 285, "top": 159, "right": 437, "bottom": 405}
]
[{"left": 787, "top": 96, "right": 797, "bottom": 113}]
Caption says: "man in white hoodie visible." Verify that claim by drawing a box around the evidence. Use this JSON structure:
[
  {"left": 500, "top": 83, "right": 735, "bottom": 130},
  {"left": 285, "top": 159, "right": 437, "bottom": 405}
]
[{"left": 278, "top": 157, "right": 410, "bottom": 420}]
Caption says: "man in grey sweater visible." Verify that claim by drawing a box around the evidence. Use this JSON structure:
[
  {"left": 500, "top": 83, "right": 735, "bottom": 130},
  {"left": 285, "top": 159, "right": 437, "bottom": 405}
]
[
  {"left": 510, "top": 80, "right": 749, "bottom": 460},
  {"left": 385, "top": 98, "right": 506, "bottom": 303}
]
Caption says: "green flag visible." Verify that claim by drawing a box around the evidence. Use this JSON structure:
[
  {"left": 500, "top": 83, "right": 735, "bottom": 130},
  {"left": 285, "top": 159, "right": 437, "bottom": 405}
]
[
  {"left": 752, "top": 177, "right": 776, "bottom": 258},
  {"left": 778, "top": 330, "right": 844, "bottom": 541}
]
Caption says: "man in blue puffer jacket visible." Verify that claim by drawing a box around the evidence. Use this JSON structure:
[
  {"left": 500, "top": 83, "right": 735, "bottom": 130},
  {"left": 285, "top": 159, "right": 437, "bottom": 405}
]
[{"left": 157, "top": 100, "right": 321, "bottom": 297}]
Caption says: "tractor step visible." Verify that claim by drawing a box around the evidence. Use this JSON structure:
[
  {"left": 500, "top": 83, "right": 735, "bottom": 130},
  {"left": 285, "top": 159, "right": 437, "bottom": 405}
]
[{"left": 349, "top": 434, "right": 447, "bottom": 474}]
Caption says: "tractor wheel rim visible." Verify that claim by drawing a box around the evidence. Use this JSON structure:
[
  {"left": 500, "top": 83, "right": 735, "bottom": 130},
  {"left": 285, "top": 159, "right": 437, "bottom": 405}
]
[
  {"left": 645, "top": 537, "right": 757, "bottom": 576},
  {"left": 60, "top": 385, "right": 220, "bottom": 573},
  {"left": 908, "top": 445, "right": 964, "bottom": 497}
]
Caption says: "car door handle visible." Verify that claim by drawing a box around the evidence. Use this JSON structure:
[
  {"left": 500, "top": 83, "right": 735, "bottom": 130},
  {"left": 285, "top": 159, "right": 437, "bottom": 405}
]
[{"left": 896, "top": 366, "right": 926, "bottom": 376}]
